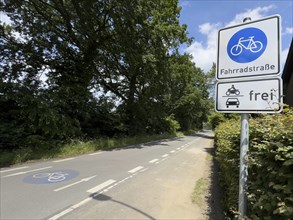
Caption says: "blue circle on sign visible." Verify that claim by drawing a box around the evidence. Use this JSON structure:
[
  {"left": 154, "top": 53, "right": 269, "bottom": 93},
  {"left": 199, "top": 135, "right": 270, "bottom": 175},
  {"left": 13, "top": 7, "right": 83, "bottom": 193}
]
[
  {"left": 23, "top": 169, "right": 79, "bottom": 184},
  {"left": 227, "top": 27, "right": 267, "bottom": 63}
]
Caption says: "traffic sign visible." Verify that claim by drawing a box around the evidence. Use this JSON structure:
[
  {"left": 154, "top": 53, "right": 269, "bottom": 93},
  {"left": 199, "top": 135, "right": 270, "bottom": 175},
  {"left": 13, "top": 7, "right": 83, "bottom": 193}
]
[
  {"left": 217, "top": 15, "right": 281, "bottom": 80},
  {"left": 215, "top": 78, "right": 282, "bottom": 113}
]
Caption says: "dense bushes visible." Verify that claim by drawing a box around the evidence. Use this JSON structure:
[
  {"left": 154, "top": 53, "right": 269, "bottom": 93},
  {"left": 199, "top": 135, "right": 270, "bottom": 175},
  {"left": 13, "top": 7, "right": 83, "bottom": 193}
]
[
  {"left": 214, "top": 118, "right": 240, "bottom": 216},
  {"left": 208, "top": 112, "right": 240, "bottom": 129},
  {"left": 215, "top": 108, "right": 293, "bottom": 219}
]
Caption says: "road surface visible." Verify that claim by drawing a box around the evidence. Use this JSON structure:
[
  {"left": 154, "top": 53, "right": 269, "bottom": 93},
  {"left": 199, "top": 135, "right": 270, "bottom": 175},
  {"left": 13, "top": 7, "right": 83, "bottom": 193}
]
[{"left": 0, "top": 130, "right": 214, "bottom": 220}]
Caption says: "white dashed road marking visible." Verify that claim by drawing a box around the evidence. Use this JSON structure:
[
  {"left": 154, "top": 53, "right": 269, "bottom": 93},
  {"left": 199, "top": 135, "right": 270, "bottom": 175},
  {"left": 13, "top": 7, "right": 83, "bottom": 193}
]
[
  {"left": 0, "top": 166, "right": 29, "bottom": 173},
  {"left": 54, "top": 175, "right": 96, "bottom": 192},
  {"left": 86, "top": 179, "right": 116, "bottom": 194},
  {"left": 2, "top": 166, "right": 52, "bottom": 178},
  {"left": 128, "top": 166, "right": 144, "bottom": 174},
  {"left": 149, "top": 159, "right": 159, "bottom": 163}
]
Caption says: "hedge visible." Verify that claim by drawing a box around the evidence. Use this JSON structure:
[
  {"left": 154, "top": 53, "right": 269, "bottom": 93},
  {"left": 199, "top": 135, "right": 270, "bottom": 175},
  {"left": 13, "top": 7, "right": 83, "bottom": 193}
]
[{"left": 215, "top": 108, "right": 293, "bottom": 219}]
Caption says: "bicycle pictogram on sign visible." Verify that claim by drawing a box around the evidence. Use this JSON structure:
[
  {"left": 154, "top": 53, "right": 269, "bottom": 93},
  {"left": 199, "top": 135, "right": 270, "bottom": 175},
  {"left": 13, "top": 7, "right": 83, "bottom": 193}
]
[
  {"left": 227, "top": 27, "right": 267, "bottom": 63},
  {"left": 230, "top": 36, "right": 263, "bottom": 56}
]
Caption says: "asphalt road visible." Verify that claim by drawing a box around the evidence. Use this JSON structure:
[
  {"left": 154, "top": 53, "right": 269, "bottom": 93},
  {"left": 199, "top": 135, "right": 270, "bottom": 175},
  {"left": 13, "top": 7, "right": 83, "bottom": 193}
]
[{"left": 0, "top": 131, "right": 214, "bottom": 220}]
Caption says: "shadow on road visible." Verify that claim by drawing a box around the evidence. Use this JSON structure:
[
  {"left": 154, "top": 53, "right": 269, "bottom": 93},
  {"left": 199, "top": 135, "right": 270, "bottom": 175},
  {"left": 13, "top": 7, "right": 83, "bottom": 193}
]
[
  {"left": 108, "top": 130, "right": 216, "bottom": 152},
  {"left": 106, "top": 136, "right": 186, "bottom": 151},
  {"left": 91, "top": 193, "right": 156, "bottom": 220},
  {"left": 187, "top": 130, "right": 215, "bottom": 140}
]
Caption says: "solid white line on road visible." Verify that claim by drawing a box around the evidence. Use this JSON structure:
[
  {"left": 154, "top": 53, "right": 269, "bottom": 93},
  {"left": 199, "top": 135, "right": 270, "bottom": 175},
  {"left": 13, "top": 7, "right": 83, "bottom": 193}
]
[
  {"left": 0, "top": 166, "right": 29, "bottom": 173},
  {"left": 2, "top": 166, "right": 52, "bottom": 178},
  {"left": 149, "top": 159, "right": 159, "bottom": 163},
  {"left": 48, "top": 197, "right": 92, "bottom": 220},
  {"left": 88, "top": 152, "right": 102, "bottom": 156},
  {"left": 51, "top": 178, "right": 118, "bottom": 219},
  {"left": 54, "top": 175, "right": 96, "bottom": 192},
  {"left": 53, "top": 157, "right": 75, "bottom": 163},
  {"left": 128, "top": 166, "right": 144, "bottom": 174},
  {"left": 87, "top": 179, "right": 116, "bottom": 194},
  {"left": 50, "top": 175, "right": 124, "bottom": 220},
  {"left": 162, "top": 154, "right": 169, "bottom": 158}
]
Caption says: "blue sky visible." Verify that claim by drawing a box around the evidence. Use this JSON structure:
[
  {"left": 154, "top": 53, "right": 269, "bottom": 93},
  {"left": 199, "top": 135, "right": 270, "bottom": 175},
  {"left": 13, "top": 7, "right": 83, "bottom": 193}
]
[{"left": 178, "top": 0, "right": 293, "bottom": 73}]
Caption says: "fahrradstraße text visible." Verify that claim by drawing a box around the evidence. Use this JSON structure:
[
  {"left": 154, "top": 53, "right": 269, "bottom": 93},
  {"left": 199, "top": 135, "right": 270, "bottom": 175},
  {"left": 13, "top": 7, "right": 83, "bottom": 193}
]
[{"left": 220, "top": 63, "right": 275, "bottom": 75}]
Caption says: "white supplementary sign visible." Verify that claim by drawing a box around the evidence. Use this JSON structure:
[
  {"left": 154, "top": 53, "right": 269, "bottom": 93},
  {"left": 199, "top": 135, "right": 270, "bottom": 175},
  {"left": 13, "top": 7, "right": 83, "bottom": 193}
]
[
  {"left": 217, "top": 15, "right": 280, "bottom": 80},
  {"left": 216, "top": 78, "right": 283, "bottom": 113}
]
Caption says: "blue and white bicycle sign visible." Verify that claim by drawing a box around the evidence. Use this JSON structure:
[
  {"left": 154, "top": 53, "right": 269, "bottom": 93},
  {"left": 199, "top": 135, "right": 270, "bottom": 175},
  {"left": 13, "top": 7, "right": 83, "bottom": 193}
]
[
  {"left": 230, "top": 36, "right": 263, "bottom": 56},
  {"left": 227, "top": 27, "right": 267, "bottom": 63}
]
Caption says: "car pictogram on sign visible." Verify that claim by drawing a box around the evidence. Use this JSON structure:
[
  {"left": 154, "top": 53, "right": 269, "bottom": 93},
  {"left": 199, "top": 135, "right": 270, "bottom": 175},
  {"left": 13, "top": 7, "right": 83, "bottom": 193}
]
[{"left": 226, "top": 98, "right": 240, "bottom": 108}]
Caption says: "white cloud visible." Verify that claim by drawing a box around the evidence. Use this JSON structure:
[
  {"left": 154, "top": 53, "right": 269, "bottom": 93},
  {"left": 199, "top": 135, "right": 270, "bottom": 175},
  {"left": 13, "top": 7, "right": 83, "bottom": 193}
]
[
  {"left": 226, "top": 5, "right": 276, "bottom": 27},
  {"left": 186, "top": 41, "right": 217, "bottom": 72},
  {"left": 281, "top": 47, "right": 289, "bottom": 70},
  {"left": 199, "top": 23, "right": 215, "bottom": 35},
  {"left": 285, "top": 27, "right": 293, "bottom": 35},
  {"left": 186, "top": 22, "right": 220, "bottom": 72},
  {"left": 185, "top": 5, "right": 276, "bottom": 73}
]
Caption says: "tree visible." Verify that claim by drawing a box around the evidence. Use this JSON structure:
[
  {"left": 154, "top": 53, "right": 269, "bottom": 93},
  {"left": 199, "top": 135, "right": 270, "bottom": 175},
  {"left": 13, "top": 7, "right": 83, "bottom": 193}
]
[
  {"left": 206, "top": 62, "right": 216, "bottom": 100},
  {"left": 0, "top": 0, "right": 210, "bottom": 151},
  {"left": 167, "top": 53, "right": 211, "bottom": 131}
]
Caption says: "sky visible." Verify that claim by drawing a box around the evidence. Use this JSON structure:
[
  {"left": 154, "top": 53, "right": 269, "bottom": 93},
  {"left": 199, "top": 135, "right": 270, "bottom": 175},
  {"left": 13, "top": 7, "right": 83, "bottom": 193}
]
[{"left": 178, "top": 0, "right": 293, "bottom": 73}]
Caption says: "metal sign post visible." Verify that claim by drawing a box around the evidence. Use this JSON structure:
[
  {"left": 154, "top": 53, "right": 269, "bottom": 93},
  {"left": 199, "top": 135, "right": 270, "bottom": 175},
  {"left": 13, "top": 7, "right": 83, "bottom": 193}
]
[
  {"left": 238, "top": 17, "right": 251, "bottom": 219},
  {"left": 239, "top": 113, "right": 249, "bottom": 217}
]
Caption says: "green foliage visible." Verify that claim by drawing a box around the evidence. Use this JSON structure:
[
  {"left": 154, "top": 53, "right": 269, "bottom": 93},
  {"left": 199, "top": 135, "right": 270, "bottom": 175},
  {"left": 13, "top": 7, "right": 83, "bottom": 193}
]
[
  {"left": 0, "top": 132, "right": 181, "bottom": 167},
  {"left": 163, "top": 115, "right": 181, "bottom": 135},
  {"left": 208, "top": 112, "right": 240, "bottom": 129},
  {"left": 169, "top": 54, "right": 211, "bottom": 131},
  {"left": 208, "top": 113, "right": 226, "bottom": 129},
  {"left": 214, "top": 119, "right": 240, "bottom": 215},
  {"left": 215, "top": 108, "right": 293, "bottom": 219},
  {"left": 248, "top": 108, "right": 293, "bottom": 219},
  {"left": 0, "top": 0, "right": 210, "bottom": 155}
]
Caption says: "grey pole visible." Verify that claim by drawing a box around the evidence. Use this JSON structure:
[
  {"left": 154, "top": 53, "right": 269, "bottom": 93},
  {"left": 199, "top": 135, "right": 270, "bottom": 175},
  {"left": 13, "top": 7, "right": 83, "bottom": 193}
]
[
  {"left": 239, "top": 113, "right": 249, "bottom": 217},
  {"left": 238, "top": 17, "right": 251, "bottom": 219}
]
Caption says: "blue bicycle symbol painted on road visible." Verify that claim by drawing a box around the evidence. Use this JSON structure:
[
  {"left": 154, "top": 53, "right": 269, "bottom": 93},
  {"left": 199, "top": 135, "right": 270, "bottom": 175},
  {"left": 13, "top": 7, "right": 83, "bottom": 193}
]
[
  {"left": 33, "top": 172, "right": 69, "bottom": 182},
  {"left": 23, "top": 169, "right": 79, "bottom": 184},
  {"left": 227, "top": 27, "right": 267, "bottom": 63}
]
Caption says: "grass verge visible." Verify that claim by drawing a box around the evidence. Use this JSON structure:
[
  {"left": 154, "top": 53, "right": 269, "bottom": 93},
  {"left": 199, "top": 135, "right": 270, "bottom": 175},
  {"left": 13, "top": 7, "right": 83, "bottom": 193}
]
[
  {"left": 192, "top": 177, "right": 209, "bottom": 207},
  {"left": 0, "top": 133, "right": 183, "bottom": 168}
]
